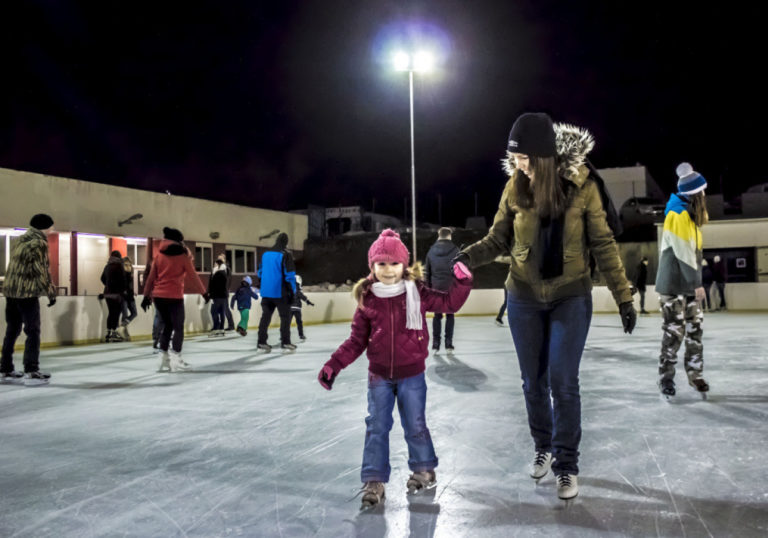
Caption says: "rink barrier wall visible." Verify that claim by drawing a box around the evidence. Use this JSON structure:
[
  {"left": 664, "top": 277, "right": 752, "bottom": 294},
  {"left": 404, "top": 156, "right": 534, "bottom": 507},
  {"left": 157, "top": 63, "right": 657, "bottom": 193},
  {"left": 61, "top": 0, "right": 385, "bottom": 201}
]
[{"left": 3, "top": 283, "right": 767, "bottom": 348}]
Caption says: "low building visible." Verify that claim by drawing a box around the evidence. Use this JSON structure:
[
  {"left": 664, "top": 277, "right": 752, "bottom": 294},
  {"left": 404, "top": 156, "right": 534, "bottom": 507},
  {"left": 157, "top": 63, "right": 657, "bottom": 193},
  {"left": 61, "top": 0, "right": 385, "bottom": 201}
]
[{"left": 0, "top": 167, "right": 308, "bottom": 296}]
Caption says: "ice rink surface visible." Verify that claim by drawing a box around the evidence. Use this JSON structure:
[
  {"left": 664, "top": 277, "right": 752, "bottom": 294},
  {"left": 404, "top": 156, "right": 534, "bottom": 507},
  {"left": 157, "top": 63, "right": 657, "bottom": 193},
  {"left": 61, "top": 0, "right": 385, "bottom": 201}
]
[{"left": 1, "top": 312, "right": 767, "bottom": 537}]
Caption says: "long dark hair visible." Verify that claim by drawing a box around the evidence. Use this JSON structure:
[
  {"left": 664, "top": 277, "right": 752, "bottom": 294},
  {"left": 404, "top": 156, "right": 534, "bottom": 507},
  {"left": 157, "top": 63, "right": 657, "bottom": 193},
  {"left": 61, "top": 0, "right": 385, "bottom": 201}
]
[
  {"left": 688, "top": 192, "right": 708, "bottom": 227},
  {"left": 512, "top": 156, "right": 566, "bottom": 217}
]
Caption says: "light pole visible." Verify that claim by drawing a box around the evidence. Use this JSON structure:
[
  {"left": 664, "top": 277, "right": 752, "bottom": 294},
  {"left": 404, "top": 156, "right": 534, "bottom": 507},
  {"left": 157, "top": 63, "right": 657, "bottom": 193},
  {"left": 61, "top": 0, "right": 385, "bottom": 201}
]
[{"left": 394, "top": 50, "right": 433, "bottom": 263}]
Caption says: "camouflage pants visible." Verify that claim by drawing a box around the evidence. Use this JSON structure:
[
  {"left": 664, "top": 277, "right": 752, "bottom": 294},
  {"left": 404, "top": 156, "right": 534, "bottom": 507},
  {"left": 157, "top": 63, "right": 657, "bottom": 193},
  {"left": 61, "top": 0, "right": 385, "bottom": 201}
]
[{"left": 658, "top": 294, "right": 704, "bottom": 382}]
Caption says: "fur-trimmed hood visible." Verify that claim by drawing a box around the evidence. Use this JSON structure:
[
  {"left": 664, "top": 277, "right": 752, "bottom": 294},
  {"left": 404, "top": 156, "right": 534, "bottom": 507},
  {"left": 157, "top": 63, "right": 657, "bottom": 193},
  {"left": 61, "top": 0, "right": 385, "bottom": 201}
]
[{"left": 502, "top": 123, "right": 595, "bottom": 184}]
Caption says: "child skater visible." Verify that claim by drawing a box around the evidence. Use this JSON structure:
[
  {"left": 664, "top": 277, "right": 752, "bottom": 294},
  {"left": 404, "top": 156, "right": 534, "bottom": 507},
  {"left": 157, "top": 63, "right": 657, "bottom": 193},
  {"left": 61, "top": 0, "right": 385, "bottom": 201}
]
[
  {"left": 290, "top": 275, "right": 314, "bottom": 342},
  {"left": 317, "top": 229, "right": 473, "bottom": 509},
  {"left": 230, "top": 276, "right": 259, "bottom": 336}
]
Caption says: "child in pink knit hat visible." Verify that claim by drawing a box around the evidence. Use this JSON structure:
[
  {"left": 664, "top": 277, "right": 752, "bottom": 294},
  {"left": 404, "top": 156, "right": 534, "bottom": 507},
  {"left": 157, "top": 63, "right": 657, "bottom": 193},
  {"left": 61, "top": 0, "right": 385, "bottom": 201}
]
[{"left": 318, "top": 229, "right": 473, "bottom": 509}]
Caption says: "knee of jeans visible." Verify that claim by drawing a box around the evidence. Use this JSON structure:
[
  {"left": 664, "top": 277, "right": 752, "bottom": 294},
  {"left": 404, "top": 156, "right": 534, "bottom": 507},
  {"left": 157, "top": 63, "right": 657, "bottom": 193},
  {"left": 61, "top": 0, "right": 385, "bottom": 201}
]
[
  {"left": 365, "top": 413, "right": 394, "bottom": 434},
  {"left": 549, "top": 376, "right": 580, "bottom": 397},
  {"left": 521, "top": 381, "right": 550, "bottom": 398}
]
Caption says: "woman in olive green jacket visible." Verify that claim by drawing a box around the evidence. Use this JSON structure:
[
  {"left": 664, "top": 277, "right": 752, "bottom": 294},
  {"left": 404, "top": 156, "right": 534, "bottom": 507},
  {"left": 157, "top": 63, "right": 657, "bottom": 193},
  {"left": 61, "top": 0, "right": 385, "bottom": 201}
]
[{"left": 460, "top": 113, "right": 636, "bottom": 500}]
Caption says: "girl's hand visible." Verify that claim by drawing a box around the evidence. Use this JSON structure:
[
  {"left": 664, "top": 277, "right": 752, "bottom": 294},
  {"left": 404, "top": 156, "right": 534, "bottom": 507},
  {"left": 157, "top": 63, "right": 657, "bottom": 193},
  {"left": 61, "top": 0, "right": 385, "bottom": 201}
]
[
  {"left": 453, "top": 261, "right": 472, "bottom": 281},
  {"left": 694, "top": 287, "right": 706, "bottom": 303},
  {"left": 318, "top": 364, "right": 337, "bottom": 390}
]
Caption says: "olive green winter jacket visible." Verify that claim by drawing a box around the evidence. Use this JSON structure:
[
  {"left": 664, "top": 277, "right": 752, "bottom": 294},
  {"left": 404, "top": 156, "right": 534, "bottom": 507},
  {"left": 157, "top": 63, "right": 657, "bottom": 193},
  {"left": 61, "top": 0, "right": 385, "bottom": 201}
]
[
  {"left": 3, "top": 228, "right": 57, "bottom": 301},
  {"left": 463, "top": 123, "right": 633, "bottom": 306}
]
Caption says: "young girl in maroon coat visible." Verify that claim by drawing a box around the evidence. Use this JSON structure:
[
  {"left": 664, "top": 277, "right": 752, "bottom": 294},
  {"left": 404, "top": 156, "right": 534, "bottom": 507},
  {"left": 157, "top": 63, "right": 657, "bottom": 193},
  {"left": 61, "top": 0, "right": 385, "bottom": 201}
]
[{"left": 318, "top": 229, "right": 472, "bottom": 509}]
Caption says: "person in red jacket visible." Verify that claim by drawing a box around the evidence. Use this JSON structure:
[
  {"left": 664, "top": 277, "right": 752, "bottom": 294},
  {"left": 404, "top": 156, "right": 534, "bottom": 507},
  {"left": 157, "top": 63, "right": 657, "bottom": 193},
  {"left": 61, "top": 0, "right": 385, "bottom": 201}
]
[
  {"left": 317, "top": 229, "right": 473, "bottom": 509},
  {"left": 141, "top": 227, "right": 208, "bottom": 372}
]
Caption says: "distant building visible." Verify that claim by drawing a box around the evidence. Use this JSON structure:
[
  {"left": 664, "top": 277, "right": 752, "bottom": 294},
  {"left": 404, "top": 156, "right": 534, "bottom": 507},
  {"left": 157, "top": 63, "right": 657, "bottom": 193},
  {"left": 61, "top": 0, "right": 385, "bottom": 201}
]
[
  {"left": 0, "top": 167, "right": 307, "bottom": 296},
  {"left": 597, "top": 165, "right": 665, "bottom": 208},
  {"left": 295, "top": 206, "right": 402, "bottom": 238}
]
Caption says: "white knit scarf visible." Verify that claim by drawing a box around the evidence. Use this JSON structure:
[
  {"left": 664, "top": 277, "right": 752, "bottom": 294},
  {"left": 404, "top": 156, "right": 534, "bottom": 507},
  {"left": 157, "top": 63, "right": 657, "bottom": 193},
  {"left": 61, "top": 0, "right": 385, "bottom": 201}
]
[{"left": 371, "top": 280, "right": 422, "bottom": 330}]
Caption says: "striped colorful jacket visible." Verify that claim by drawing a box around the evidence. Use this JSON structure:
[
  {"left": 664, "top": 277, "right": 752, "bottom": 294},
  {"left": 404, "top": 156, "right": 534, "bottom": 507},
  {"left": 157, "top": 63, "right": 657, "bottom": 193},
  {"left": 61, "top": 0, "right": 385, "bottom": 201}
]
[
  {"left": 3, "top": 228, "right": 57, "bottom": 301},
  {"left": 655, "top": 193, "right": 702, "bottom": 296}
]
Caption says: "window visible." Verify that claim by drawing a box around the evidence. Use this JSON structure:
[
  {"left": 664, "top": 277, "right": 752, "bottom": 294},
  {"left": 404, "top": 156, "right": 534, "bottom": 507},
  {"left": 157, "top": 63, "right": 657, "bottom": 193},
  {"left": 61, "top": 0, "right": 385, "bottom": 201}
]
[
  {"left": 124, "top": 239, "right": 148, "bottom": 266},
  {"left": 227, "top": 246, "right": 256, "bottom": 274},
  {"left": 195, "top": 245, "right": 212, "bottom": 272}
]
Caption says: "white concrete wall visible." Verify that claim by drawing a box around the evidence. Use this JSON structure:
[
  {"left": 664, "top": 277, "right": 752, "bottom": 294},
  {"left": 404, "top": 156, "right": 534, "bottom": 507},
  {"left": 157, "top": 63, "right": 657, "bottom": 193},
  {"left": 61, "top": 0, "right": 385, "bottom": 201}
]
[
  {"left": 0, "top": 167, "right": 308, "bottom": 251},
  {"left": 4, "top": 283, "right": 767, "bottom": 348}
]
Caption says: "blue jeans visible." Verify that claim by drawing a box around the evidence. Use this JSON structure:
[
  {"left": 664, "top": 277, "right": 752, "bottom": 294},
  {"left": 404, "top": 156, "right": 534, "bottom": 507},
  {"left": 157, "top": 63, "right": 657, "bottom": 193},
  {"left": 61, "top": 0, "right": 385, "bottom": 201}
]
[
  {"left": 507, "top": 293, "right": 592, "bottom": 475},
  {"left": 211, "top": 298, "right": 227, "bottom": 330},
  {"left": 361, "top": 372, "right": 438, "bottom": 483}
]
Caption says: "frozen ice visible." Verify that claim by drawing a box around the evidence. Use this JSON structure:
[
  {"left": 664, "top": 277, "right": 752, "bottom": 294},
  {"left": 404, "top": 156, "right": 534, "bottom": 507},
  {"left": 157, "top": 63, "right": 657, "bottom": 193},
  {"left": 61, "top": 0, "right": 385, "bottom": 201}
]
[{"left": 1, "top": 313, "right": 767, "bottom": 537}]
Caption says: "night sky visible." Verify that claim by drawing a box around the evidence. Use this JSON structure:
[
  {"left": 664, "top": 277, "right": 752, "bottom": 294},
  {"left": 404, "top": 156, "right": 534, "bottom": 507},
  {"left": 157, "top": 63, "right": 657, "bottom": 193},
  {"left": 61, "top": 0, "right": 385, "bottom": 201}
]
[{"left": 2, "top": 1, "right": 763, "bottom": 226}]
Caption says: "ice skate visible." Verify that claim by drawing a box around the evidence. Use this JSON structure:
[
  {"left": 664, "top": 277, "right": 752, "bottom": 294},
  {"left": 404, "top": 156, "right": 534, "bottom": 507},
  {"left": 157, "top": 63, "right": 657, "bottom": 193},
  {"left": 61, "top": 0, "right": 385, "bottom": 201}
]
[
  {"left": 23, "top": 371, "right": 51, "bottom": 387},
  {"left": 445, "top": 343, "right": 455, "bottom": 354},
  {"left": 236, "top": 327, "right": 247, "bottom": 336},
  {"left": 432, "top": 341, "right": 440, "bottom": 354},
  {"left": 299, "top": 335, "right": 307, "bottom": 342},
  {"left": 530, "top": 450, "right": 552, "bottom": 479},
  {"left": 1, "top": 371, "right": 25, "bottom": 385},
  {"left": 120, "top": 326, "right": 131, "bottom": 341},
  {"left": 281, "top": 343, "right": 297, "bottom": 352},
  {"left": 688, "top": 377, "right": 709, "bottom": 400},
  {"left": 168, "top": 351, "right": 190, "bottom": 372},
  {"left": 659, "top": 379, "right": 676, "bottom": 401},
  {"left": 406, "top": 470, "right": 436, "bottom": 494},
  {"left": 360, "top": 481, "right": 385, "bottom": 510},
  {"left": 556, "top": 474, "right": 578, "bottom": 500},
  {"left": 257, "top": 343, "right": 272, "bottom": 353},
  {"left": 494, "top": 318, "right": 504, "bottom": 327},
  {"left": 158, "top": 351, "right": 171, "bottom": 372}
]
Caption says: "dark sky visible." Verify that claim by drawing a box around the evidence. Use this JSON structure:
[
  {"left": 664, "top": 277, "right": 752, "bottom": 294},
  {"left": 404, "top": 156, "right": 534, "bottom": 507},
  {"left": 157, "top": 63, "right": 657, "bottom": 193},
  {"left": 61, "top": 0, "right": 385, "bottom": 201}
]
[{"left": 1, "top": 1, "right": 763, "bottom": 226}]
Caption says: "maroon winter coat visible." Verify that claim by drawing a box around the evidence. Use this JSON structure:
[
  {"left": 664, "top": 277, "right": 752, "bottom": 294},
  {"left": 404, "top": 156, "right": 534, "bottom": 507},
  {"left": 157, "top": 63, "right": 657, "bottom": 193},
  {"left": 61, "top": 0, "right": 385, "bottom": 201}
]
[{"left": 327, "top": 278, "right": 472, "bottom": 380}]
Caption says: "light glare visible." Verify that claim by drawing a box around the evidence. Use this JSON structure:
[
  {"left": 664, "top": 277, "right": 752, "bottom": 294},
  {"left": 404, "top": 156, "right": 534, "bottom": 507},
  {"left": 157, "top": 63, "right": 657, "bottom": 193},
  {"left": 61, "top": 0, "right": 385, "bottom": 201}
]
[
  {"left": 393, "top": 51, "right": 410, "bottom": 71},
  {"left": 413, "top": 51, "right": 434, "bottom": 72}
]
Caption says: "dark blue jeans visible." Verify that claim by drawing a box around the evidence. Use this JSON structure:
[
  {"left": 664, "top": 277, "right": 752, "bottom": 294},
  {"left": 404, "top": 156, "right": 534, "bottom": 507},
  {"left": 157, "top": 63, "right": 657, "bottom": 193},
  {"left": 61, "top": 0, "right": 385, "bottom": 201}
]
[
  {"left": 361, "top": 372, "right": 438, "bottom": 483},
  {"left": 1, "top": 298, "right": 41, "bottom": 373},
  {"left": 211, "top": 298, "right": 227, "bottom": 331},
  {"left": 432, "top": 313, "right": 454, "bottom": 346},
  {"left": 507, "top": 293, "right": 592, "bottom": 475}
]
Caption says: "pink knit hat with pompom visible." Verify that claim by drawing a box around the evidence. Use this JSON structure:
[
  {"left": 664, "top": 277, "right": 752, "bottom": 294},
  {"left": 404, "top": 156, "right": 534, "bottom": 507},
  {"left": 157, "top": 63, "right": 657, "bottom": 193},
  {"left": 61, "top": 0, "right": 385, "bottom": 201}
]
[{"left": 368, "top": 229, "right": 410, "bottom": 268}]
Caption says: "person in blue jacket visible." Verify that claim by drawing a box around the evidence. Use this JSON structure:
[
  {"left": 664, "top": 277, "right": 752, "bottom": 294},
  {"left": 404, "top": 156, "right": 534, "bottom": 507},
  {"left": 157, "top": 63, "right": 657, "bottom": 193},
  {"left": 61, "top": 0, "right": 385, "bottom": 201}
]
[
  {"left": 256, "top": 233, "right": 297, "bottom": 351},
  {"left": 230, "top": 276, "right": 259, "bottom": 336}
]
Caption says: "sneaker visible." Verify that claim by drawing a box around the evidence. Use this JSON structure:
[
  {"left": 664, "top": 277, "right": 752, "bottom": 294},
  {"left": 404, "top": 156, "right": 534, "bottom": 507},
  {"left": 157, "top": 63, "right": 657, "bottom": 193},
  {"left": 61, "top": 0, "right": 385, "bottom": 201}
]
[
  {"left": 556, "top": 474, "right": 579, "bottom": 499},
  {"left": 360, "top": 481, "right": 385, "bottom": 509},
  {"left": 406, "top": 470, "right": 436, "bottom": 494},
  {"left": 530, "top": 450, "right": 552, "bottom": 479},
  {"left": 281, "top": 343, "right": 297, "bottom": 351},
  {"left": 24, "top": 371, "right": 51, "bottom": 386},
  {"left": 494, "top": 318, "right": 504, "bottom": 327},
  {"left": 1, "top": 371, "right": 25, "bottom": 384},
  {"left": 257, "top": 343, "right": 272, "bottom": 352}
]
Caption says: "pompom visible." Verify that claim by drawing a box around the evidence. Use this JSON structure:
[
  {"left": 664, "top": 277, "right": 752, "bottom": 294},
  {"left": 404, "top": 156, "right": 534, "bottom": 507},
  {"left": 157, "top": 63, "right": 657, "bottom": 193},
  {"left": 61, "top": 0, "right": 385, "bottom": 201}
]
[
  {"left": 676, "top": 162, "right": 694, "bottom": 179},
  {"left": 380, "top": 229, "right": 399, "bottom": 238}
]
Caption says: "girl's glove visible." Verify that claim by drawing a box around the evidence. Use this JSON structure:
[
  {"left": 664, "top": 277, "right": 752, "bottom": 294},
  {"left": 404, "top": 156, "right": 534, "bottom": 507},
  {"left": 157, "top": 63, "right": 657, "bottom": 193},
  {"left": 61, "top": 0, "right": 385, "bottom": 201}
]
[
  {"left": 318, "top": 364, "right": 337, "bottom": 390},
  {"left": 141, "top": 296, "right": 153, "bottom": 312},
  {"left": 452, "top": 261, "right": 472, "bottom": 281}
]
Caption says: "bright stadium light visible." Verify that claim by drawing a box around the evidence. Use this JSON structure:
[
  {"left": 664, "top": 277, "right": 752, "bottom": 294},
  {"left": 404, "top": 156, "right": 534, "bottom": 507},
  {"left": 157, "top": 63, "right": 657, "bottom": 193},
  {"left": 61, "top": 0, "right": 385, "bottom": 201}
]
[
  {"left": 413, "top": 51, "right": 434, "bottom": 72},
  {"left": 393, "top": 51, "right": 411, "bottom": 71}
]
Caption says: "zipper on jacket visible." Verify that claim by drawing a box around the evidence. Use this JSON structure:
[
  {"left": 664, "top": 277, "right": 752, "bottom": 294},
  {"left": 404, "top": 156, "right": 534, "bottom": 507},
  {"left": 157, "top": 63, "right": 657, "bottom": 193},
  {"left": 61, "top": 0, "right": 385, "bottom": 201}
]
[{"left": 390, "top": 299, "right": 394, "bottom": 379}]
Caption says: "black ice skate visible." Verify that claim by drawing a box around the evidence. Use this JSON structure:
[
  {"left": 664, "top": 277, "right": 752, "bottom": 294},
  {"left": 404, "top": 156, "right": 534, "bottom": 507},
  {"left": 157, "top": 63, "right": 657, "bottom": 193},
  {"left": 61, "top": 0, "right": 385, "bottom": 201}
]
[
  {"left": 659, "top": 379, "right": 676, "bottom": 401},
  {"left": 257, "top": 343, "right": 272, "bottom": 353},
  {"left": 688, "top": 377, "right": 709, "bottom": 400},
  {"left": 281, "top": 343, "right": 297, "bottom": 352},
  {"left": 406, "top": 470, "right": 436, "bottom": 494},
  {"left": 23, "top": 371, "right": 51, "bottom": 387},
  {"left": 360, "top": 481, "right": 385, "bottom": 510}
]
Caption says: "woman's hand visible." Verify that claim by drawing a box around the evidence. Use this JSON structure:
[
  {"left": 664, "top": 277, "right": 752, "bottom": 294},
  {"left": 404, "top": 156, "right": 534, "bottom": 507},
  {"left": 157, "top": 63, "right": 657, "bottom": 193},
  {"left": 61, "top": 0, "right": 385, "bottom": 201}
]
[{"left": 619, "top": 302, "right": 637, "bottom": 334}]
